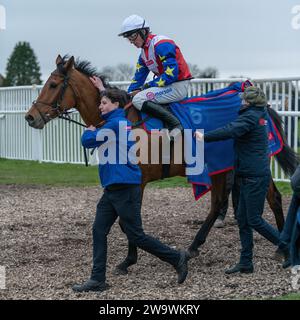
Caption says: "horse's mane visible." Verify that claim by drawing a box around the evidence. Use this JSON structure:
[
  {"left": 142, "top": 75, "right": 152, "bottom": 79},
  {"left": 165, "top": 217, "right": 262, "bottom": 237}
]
[
  {"left": 62, "top": 55, "right": 110, "bottom": 88},
  {"left": 61, "top": 55, "right": 131, "bottom": 107}
]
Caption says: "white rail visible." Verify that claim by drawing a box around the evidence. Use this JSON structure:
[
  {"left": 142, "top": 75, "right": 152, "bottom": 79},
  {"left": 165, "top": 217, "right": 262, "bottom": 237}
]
[{"left": 0, "top": 78, "right": 299, "bottom": 181}]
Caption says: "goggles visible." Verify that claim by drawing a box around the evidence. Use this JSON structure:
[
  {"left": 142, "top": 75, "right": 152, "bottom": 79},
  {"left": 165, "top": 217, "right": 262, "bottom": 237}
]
[{"left": 124, "top": 31, "right": 139, "bottom": 41}]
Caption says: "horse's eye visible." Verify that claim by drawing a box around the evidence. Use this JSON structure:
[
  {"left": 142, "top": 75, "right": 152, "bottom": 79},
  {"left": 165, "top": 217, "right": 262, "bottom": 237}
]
[{"left": 49, "top": 82, "right": 57, "bottom": 89}]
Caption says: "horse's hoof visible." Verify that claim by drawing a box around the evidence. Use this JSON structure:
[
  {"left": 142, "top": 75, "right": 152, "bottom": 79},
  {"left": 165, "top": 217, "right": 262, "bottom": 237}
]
[
  {"left": 187, "top": 248, "right": 199, "bottom": 259},
  {"left": 113, "top": 266, "right": 128, "bottom": 276}
]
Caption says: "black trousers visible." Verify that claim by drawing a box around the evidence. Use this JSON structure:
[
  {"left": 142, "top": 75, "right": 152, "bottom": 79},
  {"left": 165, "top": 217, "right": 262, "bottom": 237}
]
[
  {"left": 91, "top": 185, "right": 180, "bottom": 282},
  {"left": 236, "top": 175, "right": 280, "bottom": 266},
  {"left": 291, "top": 165, "right": 300, "bottom": 197}
]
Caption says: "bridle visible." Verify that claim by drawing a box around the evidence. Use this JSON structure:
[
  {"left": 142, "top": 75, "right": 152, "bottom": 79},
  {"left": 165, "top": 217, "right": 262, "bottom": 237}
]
[
  {"left": 32, "top": 69, "right": 87, "bottom": 128},
  {"left": 31, "top": 68, "right": 93, "bottom": 167}
]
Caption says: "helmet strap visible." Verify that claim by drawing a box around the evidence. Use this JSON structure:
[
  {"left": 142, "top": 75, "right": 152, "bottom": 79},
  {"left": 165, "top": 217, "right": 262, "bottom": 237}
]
[{"left": 140, "top": 29, "right": 149, "bottom": 47}]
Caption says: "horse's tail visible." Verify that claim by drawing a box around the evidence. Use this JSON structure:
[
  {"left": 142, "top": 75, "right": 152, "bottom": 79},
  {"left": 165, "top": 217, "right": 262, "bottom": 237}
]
[{"left": 267, "top": 106, "right": 300, "bottom": 177}]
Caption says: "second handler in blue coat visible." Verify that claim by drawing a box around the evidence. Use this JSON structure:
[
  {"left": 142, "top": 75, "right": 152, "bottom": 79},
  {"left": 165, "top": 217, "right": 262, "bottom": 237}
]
[{"left": 195, "top": 86, "right": 288, "bottom": 274}]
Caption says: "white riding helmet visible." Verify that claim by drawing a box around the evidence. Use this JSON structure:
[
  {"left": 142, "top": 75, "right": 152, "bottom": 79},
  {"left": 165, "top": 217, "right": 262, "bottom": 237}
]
[{"left": 118, "top": 14, "right": 150, "bottom": 37}]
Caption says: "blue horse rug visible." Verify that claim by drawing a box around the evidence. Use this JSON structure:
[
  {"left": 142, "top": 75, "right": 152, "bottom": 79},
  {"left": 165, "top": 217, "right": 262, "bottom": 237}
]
[{"left": 141, "top": 81, "right": 283, "bottom": 200}]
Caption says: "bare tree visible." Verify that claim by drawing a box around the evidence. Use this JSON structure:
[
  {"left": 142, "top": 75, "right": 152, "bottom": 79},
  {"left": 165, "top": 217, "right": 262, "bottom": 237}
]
[
  {"left": 100, "top": 66, "right": 117, "bottom": 81},
  {"left": 100, "top": 63, "right": 134, "bottom": 81},
  {"left": 188, "top": 63, "right": 218, "bottom": 78},
  {"left": 115, "top": 63, "right": 135, "bottom": 81},
  {"left": 188, "top": 63, "right": 202, "bottom": 78},
  {"left": 201, "top": 67, "right": 218, "bottom": 78}
]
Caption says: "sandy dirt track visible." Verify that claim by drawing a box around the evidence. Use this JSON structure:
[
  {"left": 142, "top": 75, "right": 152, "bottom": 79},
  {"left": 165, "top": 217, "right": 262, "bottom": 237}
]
[{"left": 0, "top": 185, "right": 295, "bottom": 300}]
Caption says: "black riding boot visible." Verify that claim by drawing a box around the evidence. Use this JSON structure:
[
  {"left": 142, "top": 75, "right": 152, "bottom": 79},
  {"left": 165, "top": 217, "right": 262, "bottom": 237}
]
[{"left": 141, "top": 101, "right": 183, "bottom": 131}]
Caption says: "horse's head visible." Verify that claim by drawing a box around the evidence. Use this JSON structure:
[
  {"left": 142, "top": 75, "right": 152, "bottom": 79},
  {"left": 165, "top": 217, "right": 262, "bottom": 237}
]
[{"left": 25, "top": 55, "right": 77, "bottom": 129}]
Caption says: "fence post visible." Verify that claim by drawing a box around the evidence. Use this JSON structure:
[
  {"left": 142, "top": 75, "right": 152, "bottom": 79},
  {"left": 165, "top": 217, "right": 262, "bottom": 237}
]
[
  {"left": 32, "top": 129, "right": 43, "bottom": 162},
  {"left": 0, "top": 113, "right": 5, "bottom": 158},
  {"left": 31, "top": 85, "right": 43, "bottom": 162}
]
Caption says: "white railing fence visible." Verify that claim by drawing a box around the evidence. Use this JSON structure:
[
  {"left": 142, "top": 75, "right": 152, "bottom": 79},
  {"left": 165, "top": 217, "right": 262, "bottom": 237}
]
[{"left": 0, "top": 78, "right": 299, "bottom": 181}]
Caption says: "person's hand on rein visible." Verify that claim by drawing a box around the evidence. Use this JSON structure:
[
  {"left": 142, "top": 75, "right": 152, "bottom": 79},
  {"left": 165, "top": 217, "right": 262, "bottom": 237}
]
[
  {"left": 194, "top": 130, "right": 204, "bottom": 141},
  {"left": 86, "top": 125, "right": 96, "bottom": 131}
]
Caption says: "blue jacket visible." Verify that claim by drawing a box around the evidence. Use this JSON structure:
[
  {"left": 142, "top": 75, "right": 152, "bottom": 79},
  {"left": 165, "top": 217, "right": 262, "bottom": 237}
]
[
  {"left": 204, "top": 105, "right": 271, "bottom": 177},
  {"left": 81, "top": 108, "right": 142, "bottom": 187}
]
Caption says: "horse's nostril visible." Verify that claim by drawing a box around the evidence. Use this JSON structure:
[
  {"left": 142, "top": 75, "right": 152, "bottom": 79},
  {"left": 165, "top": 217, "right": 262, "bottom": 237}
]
[{"left": 25, "top": 114, "right": 34, "bottom": 123}]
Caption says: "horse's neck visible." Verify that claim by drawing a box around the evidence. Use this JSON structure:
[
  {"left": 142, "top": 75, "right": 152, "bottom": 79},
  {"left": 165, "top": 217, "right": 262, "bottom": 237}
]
[
  {"left": 72, "top": 73, "right": 101, "bottom": 126},
  {"left": 126, "top": 107, "right": 140, "bottom": 125}
]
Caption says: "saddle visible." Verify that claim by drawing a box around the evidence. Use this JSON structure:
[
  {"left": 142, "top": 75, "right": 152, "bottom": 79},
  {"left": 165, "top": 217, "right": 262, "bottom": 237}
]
[{"left": 124, "top": 102, "right": 178, "bottom": 133}]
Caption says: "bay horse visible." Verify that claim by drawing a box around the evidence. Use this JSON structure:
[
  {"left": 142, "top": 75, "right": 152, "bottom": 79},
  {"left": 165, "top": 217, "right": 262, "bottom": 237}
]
[{"left": 25, "top": 55, "right": 299, "bottom": 274}]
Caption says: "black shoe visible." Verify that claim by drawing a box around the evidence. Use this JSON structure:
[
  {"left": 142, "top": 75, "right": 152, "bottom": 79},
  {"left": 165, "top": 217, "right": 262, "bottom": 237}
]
[
  {"left": 282, "top": 259, "right": 291, "bottom": 269},
  {"left": 279, "top": 247, "right": 291, "bottom": 269},
  {"left": 225, "top": 264, "right": 254, "bottom": 274},
  {"left": 175, "top": 250, "right": 189, "bottom": 284},
  {"left": 141, "top": 101, "right": 183, "bottom": 131},
  {"left": 72, "top": 279, "right": 109, "bottom": 293},
  {"left": 275, "top": 246, "right": 290, "bottom": 262}
]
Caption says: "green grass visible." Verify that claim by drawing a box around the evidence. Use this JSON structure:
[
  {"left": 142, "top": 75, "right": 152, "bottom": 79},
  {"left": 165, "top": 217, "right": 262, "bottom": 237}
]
[
  {"left": 275, "top": 181, "right": 293, "bottom": 196},
  {"left": 275, "top": 293, "right": 300, "bottom": 300},
  {"left": 148, "top": 176, "right": 189, "bottom": 188},
  {"left": 0, "top": 158, "right": 99, "bottom": 186},
  {"left": 0, "top": 158, "right": 190, "bottom": 188},
  {"left": 0, "top": 158, "right": 293, "bottom": 194}
]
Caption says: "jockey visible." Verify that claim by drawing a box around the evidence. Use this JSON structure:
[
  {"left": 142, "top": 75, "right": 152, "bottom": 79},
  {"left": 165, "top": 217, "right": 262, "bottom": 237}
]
[{"left": 118, "top": 14, "right": 192, "bottom": 131}]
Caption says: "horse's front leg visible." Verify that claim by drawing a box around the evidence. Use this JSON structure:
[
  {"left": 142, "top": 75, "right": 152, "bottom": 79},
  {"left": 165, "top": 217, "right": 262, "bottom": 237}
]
[
  {"left": 187, "top": 172, "right": 228, "bottom": 259},
  {"left": 113, "top": 184, "right": 145, "bottom": 275}
]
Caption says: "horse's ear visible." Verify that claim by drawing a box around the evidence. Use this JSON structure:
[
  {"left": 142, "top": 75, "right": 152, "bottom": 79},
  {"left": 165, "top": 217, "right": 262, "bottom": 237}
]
[
  {"left": 56, "top": 54, "right": 63, "bottom": 65},
  {"left": 64, "top": 56, "right": 75, "bottom": 71}
]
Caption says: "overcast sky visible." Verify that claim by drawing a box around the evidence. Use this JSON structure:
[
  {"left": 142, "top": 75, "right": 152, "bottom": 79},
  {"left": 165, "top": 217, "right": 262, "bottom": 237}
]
[{"left": 0, "top": 0, "right": 300, "bottom": 82}]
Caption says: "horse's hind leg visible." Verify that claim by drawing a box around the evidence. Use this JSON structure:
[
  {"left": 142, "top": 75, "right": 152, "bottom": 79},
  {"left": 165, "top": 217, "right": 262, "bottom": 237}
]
[
  {"left": 266, "top": 177, "right": 285, "bottom": 231},
  {"left": 114, "top": 185, "right": 146, "bottom": 275},
  {"left": 188, "top": 172, "right": 228, "bottom": 258}
]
